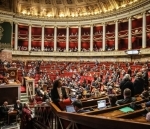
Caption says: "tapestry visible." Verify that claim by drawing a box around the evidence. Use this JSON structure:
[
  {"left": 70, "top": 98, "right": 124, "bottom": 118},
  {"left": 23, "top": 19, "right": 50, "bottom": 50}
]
[{"left": 0, "top": 22, "right": 12, "bottom": 49}]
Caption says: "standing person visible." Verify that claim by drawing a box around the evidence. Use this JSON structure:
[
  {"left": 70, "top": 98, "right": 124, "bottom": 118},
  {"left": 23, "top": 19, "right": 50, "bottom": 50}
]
[
  {"left": 21, "top": 103, "right": 32, "bottom": 129},
  {"left": 51, "top": 79, "right": 68, "bottom": 110},
  {"left": 127, "top": 67, "right": 132, "bottom": 77},
  {"left": 142, "top": 67, "right": 149, "bottom": 90},
  {"left": 133, "top": 72, "right": 145, "bottom": 95},
  {"left": 120, "top": 74, "right": 134, "bottom": 98}
]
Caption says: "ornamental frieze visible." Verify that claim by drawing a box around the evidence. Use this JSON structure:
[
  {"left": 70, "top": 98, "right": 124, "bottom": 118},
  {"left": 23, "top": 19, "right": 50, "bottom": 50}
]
[{"left": 0, "top": 26, "right": 4, "bottom": 40}]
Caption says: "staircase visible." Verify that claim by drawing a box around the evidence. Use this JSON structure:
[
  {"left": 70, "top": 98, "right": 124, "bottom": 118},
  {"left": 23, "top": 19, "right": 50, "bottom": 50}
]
[{"left": 20, "top": 93, "right": 29, "bottom": 104}]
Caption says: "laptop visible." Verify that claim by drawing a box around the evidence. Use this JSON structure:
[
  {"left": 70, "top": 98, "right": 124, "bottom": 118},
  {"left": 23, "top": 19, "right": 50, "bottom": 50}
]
[
  {"left": 66, "top": 105, "right": 75, "bottom": 113},
  {"left": 71, "top": 97, "right": 77, "bottom": 102},
  {"left": 97, "top": 100, "right": 106, "bottom": 110}
]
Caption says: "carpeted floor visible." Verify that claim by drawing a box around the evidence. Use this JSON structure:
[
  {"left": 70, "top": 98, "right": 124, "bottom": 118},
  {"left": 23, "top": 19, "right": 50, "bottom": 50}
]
[
  {"left": 1, "top": 123, "right": 20, "bottom": 129},
  {"left": 21, "top": 86, "right": 26, "bottom": 93}
]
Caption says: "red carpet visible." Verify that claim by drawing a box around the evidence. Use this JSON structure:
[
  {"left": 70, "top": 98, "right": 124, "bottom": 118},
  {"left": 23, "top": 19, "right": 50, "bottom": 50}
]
[{"left": 21, "top": 86, "right": 26, "bottom": 93}]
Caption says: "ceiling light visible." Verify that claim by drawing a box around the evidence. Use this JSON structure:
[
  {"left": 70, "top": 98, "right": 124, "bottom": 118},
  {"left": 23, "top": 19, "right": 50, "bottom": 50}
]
[{"left": 22, "top": 10, "right": 26, "bottom": 15}]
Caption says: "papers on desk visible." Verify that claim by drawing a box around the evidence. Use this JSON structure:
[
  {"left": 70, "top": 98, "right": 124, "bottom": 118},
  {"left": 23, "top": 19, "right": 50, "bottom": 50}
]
[
  {"left": 8, "top": 79, "right": 14, "bottom": 83},
  {"left": 87, "top": 99, "right": 94, "bottom": 101},
  {"left": 0, "top": 83, "right": 6, "bottom": 85},
  {"left": 119, "top": 107, "right": 134, "bottom": 113}
]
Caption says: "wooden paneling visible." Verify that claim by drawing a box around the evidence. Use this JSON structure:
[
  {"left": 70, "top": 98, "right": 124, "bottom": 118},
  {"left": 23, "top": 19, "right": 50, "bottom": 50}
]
[{"left": 0, "top": 87, "right": 18, "bottom": 105}]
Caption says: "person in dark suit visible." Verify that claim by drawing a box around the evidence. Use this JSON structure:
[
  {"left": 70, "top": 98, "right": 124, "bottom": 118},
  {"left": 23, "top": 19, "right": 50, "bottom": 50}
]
[
  {"left": 51, "top": 79, "right": 68, "bottom": 109},
  {"left": 133, "top": 72, "right": 145, "bottom": 95},
  {"left": 142, "top": 68, "right": 149, "bottom": 90},
  {"left": 127, "top": 67, "right": 132, "bottom": 76},
  {"left": 0, "top": 101, "right": 9, "bottom": 124},
  {"left": 14, "top": 100, "right": 23, "bottom": 118},
  {"left": 72, "top": 100, "right": 86, "bottom": 113},
  {"left": 108, "top": 94, "right": 117, "bottom": 107},
  {"left": 116, "top": 88, "right": 136, "bottom": 105},
  {"left": 120, "top": 74, "right": 134, "bottom": 98}
]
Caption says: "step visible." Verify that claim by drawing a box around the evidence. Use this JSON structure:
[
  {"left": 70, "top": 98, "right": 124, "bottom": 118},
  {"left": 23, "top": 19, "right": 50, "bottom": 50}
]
[
  {"left": 21, "top": 93, "right": 28, "bottom": 96},
  {"left": 21, "top": 99, "right": 28, "bottom": 102},
  {"left": 20, "top": 96, "right": 28, "bottom": 99},
  {"left": 21, "top": 98, "right": 28, "bottom": 101}
]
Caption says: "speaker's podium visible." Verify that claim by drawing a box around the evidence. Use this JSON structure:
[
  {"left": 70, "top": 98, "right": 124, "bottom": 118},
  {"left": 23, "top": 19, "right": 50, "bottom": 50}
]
[
  {"left": 0, "top": 80, "right": 21, "bottom": 105},
  {"left": 24, "top": 77, "right": 35, "bottom": 97},
  {"left": 0, "top": 66, "right": 21, "bottom": 105}
]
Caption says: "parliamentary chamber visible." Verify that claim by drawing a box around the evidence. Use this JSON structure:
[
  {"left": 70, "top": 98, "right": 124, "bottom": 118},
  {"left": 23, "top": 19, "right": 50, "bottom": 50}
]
[{"left": 0, "top": 0, "right": 150, "bottom": 129}]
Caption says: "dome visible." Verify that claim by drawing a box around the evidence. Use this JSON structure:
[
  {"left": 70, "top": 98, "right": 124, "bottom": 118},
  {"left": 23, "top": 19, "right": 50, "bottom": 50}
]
[{"left": 0, "top": 0, "right": 140, "bottom": 21}]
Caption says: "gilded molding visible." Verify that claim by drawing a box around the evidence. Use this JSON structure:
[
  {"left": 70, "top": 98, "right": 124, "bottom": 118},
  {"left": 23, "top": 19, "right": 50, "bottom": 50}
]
[{"left": 1, "top": 0, "right": 146, "bottom": 23}]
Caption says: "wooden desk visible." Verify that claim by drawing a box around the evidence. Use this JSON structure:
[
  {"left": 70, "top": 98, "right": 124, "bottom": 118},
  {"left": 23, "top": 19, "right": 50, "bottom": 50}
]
[
  {"left": 97, "top": 110, "right": 125, "bottom": 117},
  {"left": 8, "top": 110, "right": 17, "bottom": 124},
  {"left": 132, "top": 116, "right": 148, "bottom": 123}
]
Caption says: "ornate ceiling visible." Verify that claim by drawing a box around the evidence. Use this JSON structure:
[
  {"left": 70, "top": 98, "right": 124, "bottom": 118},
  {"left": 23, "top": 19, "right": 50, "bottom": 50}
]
[{"left": 0, "top": 0, "right": 140, "bottom": 19}]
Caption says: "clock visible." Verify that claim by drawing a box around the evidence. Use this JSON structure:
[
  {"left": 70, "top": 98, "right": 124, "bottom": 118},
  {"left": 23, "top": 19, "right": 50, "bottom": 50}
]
[{"left": 10, "top": 71, "right": 15, "bottom": 77}]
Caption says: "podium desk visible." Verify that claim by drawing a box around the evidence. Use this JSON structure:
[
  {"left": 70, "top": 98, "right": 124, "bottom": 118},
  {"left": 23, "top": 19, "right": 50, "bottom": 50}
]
[
  {"left": 0, "top": 82, "right": 21, "bottom": 105},
  {"left": 8, "top": 110, "right": 17, "bottom": 124}
]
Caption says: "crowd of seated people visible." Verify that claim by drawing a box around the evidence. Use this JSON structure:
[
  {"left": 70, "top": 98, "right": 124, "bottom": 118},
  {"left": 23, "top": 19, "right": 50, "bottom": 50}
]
[
  {"left": 70, "top": 33, "right": 78, "bottom": 36},
  {"left": 94, "top": 31, "right": 102, "bottom": 35},
  {"left": 81, "top": 48, "right": 90, "bottom": 52},
  {"left": 0, "top": 60, "right": 149, "bottom": 122},
  {"left": 82, "top": 32, "right": 90, "bottom": 36},
  {"left": 31, "top": 47, "right": 41, "bottom": 52},
  {"left": 44, "top": 47, "right": 54, "bottom": 52},
  {"left": 93, "top": 47, "right": 103, "bottom": 52},
  {"left": 58, "top": 33, "right": 65, "bottom": 37},
  {"left": 17, "top": 46, "right": 28, "bottom": 51},
  {"left": 105, "top": 44, "right": 115, "bottom": 51},
  {"left": 69, "top": 47, "right": 78, "bottom": 52},
  {"left": 57, "top": 47, "right": 65, "bottom": 52}
]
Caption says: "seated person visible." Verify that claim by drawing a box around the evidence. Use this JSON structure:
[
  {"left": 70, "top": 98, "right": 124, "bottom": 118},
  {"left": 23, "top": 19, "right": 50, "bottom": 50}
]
[
  {"left": 108, "top": 94, "right": 117, "bottom": 107},
  {"left": 35, "top": 85, "right": 44, "bottom": 97},
  {"left": 146, "top": 112, "right": 150, "bottom": 122},
  {"left": 72, "top": 100, "right": 86, "bottom": 113},
  {"left": 14, "top": 100, "right": 23, "bottom": 118},
  {"left": 43, "top": 91, "right": 50, "bottom": 102},
  {"left": 116, "top": 88, "right": 136, "bottom": 105},
  {"left": 140, "top": 90, "right": 150, "bottom": 102},
  {"left": 0, "top": 101, "right": 9, "bottom": 123},
  {"left": 107, "top": 86, "right": 116, "bottom": 95}
]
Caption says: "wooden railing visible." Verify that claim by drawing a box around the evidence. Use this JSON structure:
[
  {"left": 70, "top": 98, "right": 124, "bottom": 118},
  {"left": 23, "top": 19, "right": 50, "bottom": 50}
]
[
  {"left": 34, "top": 105, "right": 59, "bottom": 129},
  {"left": 33, "top": 98, "right": 150, "bottom": 129}
]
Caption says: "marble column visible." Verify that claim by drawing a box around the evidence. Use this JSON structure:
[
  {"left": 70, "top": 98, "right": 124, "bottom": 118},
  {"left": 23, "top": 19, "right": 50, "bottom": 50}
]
[
  {"left": 102, "top": 23, "right": 106, "bottom": 51},
  {"left": 142, "top": 12, "right": 147, "bottom": 48},
  {"left": 54, "top": 26, "right": 57, "bottom": 51},
  {"left": 128, "top": 17, "right": 132, "bottom": 50},
  {"left": 28, "top": 25, "right": 32, "bottom": 51},
  {"left": 66, "top": 26, "right": 69, "bottom": 52},
  {"left": 115, "top": 21, "right": 118, "bottom": 50},
  {"left": 41, "top": 25, "right": 45, "bottom": 51},
  {"left": 90, "top": 25, "right": 93, "bottom": 52},
  {"left": 14, "top": 23, "right": 18, "bottom": 50},
  {"left": 78, "top": 26, "right": 81, "bottom": 52}
]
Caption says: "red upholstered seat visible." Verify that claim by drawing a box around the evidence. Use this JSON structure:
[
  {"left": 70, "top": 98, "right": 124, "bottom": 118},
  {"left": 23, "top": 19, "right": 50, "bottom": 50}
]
[{"left": 21, "top": 86, "right": 26, "bottom": 93}]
